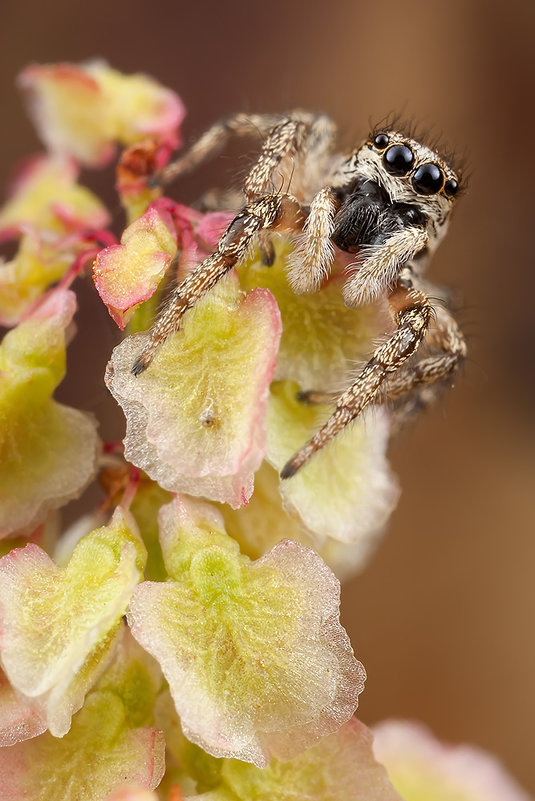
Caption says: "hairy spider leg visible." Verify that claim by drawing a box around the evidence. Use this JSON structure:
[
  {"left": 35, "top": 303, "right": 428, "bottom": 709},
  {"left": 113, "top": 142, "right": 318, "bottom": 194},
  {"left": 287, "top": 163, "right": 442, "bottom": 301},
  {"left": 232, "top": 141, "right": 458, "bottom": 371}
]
[
  {"left": 155, "top": 110, "right": 334, "bottom": 191},
  {"left": 378, "top": 301, "right": 467, "bottom": 427},
  {"left": 295, "top": 293, "right": 466, "bottom": 432},
  {"left": 342, "top": 226, "right": 430, "bottom": 306},
  {"left": 155, "top": 112, "right": 281, "bottom": 187},
  {"left": 132, "top": 193, "right": 305, "bottom": 375},
  {"left": 132, "top": 117, "right": 322, "bottom": 374},
  {"left": 280, "top": 267, "right": 433, "bottom": 478}
]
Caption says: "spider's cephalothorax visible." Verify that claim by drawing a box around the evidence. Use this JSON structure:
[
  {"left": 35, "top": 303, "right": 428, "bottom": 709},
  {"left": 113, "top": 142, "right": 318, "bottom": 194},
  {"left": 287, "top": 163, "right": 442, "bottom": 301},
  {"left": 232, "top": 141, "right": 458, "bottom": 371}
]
[{"left": 132, "top": 112, "right": 466, "bottom": 478}]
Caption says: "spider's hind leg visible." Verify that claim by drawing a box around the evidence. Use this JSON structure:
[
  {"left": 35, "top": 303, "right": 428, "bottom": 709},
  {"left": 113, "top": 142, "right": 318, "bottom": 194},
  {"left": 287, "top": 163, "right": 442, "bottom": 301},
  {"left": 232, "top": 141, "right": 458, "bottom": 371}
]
[
  {"left": 281, "top": 277, "right": 433, "bottom": 477},
  {"left": 377, "top": 304, "right": 467, "bottom": 431}
]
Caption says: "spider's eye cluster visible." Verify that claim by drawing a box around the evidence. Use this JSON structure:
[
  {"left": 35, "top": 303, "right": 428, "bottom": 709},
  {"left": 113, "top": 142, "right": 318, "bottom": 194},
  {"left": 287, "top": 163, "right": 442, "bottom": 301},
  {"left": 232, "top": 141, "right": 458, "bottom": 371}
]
[{"left": 372, "top": 133, "right": 459, "bottom": 198}]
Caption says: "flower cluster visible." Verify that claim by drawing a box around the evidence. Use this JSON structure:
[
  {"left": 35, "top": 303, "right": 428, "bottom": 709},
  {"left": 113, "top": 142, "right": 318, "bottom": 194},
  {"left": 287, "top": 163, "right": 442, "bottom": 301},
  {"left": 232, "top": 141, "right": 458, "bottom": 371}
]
[{"left": 0, "top": 61, "right": 528, "bottom": 800}]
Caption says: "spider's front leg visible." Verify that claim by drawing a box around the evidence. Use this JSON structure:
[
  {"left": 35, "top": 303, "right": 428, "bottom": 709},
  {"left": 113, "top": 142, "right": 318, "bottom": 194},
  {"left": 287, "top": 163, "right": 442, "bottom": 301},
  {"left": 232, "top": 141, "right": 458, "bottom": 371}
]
[
  {"left": 280, "top": 272, "right": 433, "bottom": 478},
  {"left": 132, "top": 193, "right": 306, "bottom": 375}
]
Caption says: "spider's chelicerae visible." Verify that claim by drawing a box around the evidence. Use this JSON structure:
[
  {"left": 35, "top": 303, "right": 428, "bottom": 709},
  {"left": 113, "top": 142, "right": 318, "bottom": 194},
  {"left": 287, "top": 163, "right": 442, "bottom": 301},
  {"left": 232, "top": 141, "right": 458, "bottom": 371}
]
[{"left": 132, "top": 112, "right": 466, "bottom": 478}]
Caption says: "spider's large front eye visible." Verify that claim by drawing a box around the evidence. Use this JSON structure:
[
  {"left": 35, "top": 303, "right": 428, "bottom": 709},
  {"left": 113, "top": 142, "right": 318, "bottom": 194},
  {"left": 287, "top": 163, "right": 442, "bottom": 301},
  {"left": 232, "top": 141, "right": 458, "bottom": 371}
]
[
  {"left": 412, "top": 162, "right": 444, "bottom": 195},
  {"left": 383, "top": 144, "right": 414, "bottom": 176}
]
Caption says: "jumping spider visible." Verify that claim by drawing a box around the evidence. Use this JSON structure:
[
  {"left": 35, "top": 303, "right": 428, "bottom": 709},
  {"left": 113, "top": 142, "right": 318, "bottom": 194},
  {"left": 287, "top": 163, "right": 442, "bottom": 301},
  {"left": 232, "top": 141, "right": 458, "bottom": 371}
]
[{"left": 132, "top": 112, "right": 466, "bottom": 478}]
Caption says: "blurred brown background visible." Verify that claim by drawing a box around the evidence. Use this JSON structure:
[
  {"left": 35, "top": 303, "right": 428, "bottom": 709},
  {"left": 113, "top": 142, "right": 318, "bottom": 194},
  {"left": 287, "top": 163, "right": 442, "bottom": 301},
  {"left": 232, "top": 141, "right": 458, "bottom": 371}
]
[{"left": 2, "top": 0, "right": 534, "bottom": 792}]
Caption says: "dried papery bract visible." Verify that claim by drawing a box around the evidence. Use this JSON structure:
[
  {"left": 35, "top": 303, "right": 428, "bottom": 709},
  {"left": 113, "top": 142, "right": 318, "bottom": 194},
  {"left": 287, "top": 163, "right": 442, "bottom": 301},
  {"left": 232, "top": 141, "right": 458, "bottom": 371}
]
[
  {"left": 105, "top": 276, "right": 281, "bottom": 508},
  {"left": 128, "top": 495, "right": 365, "bottom": 768},
  {"left": 0, "top": 507, "right": 146, "bottom": 735}
]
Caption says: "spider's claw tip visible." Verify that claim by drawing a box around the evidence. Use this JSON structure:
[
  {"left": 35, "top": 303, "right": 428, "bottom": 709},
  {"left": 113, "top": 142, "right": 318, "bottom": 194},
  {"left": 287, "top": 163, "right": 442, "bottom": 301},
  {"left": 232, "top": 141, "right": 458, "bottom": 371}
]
[
  {"left": 146, "top": 174, "right": 161, "bottom": 190},
  {"left": 296, "top": 390, "right": 312, "bottom": 405},
  {"left": 280, "top": 461, "right": 298, "bottom": 480},
  {"left": 131, "top": 355, "right": 149, "bottom": 376},
  {"left": 260, "top": 247, "right": 276, "bottom": 267}
]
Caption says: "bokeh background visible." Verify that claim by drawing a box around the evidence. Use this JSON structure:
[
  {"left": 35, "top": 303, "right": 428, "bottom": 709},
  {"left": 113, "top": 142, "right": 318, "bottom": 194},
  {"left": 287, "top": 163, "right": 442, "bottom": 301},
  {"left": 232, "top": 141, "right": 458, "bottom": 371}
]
[{"left": 1, "top": 0, "right": 534, "bottom": 792}]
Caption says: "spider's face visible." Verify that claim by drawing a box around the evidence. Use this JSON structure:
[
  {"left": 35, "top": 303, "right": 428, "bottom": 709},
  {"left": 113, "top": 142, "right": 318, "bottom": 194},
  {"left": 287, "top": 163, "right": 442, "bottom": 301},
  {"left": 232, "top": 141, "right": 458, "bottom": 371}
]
[{"left": 343, "top": 129, "right": 460, "bottom": 230}]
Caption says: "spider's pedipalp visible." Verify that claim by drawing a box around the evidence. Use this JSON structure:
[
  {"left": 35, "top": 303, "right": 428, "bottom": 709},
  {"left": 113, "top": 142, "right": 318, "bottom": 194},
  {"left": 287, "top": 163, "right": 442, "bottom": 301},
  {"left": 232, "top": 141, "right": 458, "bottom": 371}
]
[
  {"left": 342, "top": 226, "right": 429, "bottom": 307},
  {"left": 287, "top": 187, "right": 338, "bottom": 294}
]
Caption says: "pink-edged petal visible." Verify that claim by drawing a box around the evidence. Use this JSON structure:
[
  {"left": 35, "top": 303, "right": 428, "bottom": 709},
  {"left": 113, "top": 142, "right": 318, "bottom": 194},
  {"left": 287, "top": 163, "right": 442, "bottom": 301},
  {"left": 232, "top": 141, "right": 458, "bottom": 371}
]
[
  {"left": 128, "top": 495, "right": 365, "bottom": 767},
  {"left": 266, "top": 381, "right": 400, "bottom": 545},
  {"left": 0, "top": 667, "right": 47, "bottom": 746},
  {"left": 191, "top": 211, "right": 234, "bottom": 253},
  {"left": 105, "top": 788, "right": 160, "bottom": 801},
  {"left": 93, "top": 203, "right": 178, "bottom": 328},
  {"left": 106, "top": 277, "right": 281, "bottom": 508},
  {"left": 0, "top": 507, "right": 146, "bottom": 736},
  {"left": 19, "top": 63, "right": 115, "bottom": 166},
  {"left": 19, "top": 61, "right": 184, "bottom": 167},
  {"left": 0, "top": 155, "right": 109, "bottom": 234},
  {"left": 89, "top": 61, "right": 184, "bottom": 150},
  {"left": 372, "top": 720, "right": 531, "bottom": 801}
]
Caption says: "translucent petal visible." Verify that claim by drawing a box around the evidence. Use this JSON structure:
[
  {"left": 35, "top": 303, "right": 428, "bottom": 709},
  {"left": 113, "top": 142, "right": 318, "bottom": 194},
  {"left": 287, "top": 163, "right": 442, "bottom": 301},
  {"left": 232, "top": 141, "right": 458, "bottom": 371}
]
[
  {"left": 238, "top": 240, "right": 382, "bottom": 390},
  {"left": 266, "top": 381, "right": 399, "bottom": 544},
  {"left": 106, "top": 277, "right": 281, "bottom": 508},
  {"left": 0, "top": 507, "right": 146, "bottom": 735},
  {"left": 0, "top": 628, "right": 165, "bottom": 801},
  {"left": 94, "top": 203, "right": 178, "bottom": 328},
  {"left": 128, "top": 495, "right": 365, "bottom": 767},
  {"left": 185, "top": 718, "right": 401, "bottom": 801},
  {"left": 0, "top": 667, "right": 47, "bottom": 746},
  {"left": 220, "top": 461, "right": 388, "bottom": 581}
]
